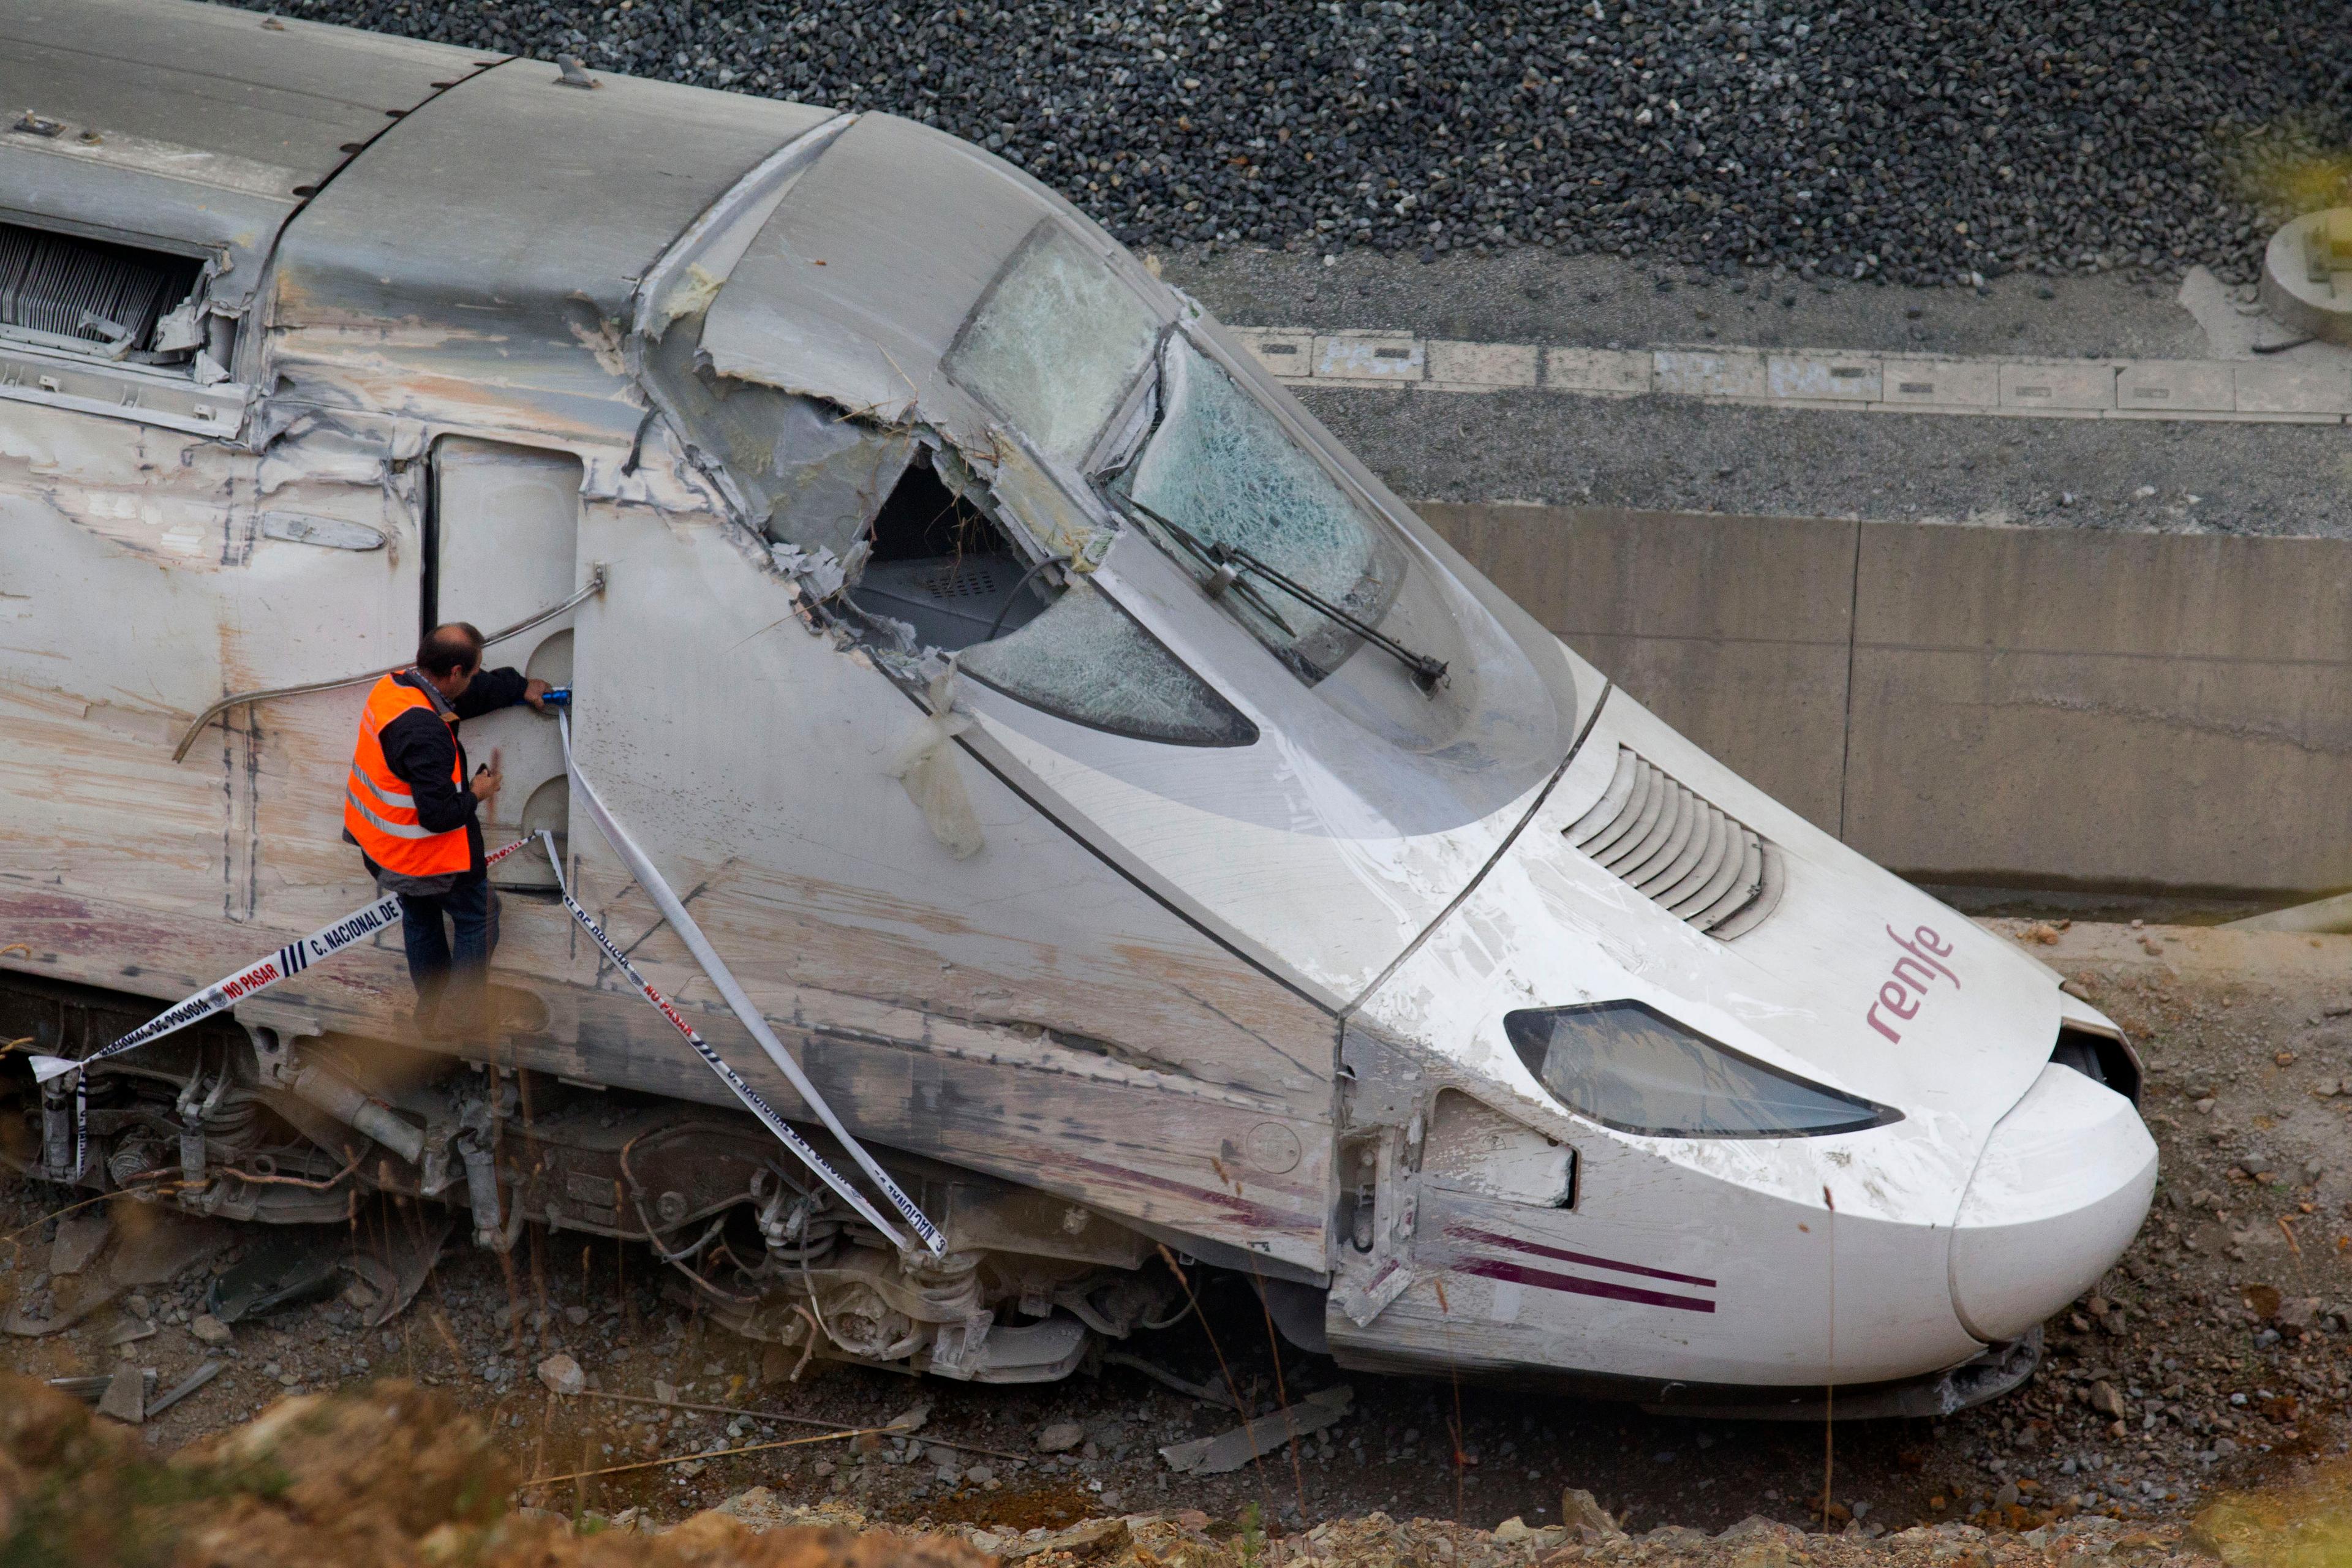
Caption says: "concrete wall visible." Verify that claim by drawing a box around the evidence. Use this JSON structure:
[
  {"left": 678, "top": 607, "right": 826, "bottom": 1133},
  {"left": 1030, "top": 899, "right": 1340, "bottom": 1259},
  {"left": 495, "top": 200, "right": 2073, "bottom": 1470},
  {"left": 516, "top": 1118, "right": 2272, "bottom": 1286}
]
[{"left": 1421, "top": 503, "right": 2352, "bottom": 897}]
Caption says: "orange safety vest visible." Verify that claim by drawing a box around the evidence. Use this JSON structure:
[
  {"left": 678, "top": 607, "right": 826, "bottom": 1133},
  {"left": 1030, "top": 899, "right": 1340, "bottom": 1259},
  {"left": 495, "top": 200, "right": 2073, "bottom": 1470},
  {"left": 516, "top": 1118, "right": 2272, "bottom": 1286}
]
[{"left": 345, "top": 672, "right": 472, "bottom": 878}]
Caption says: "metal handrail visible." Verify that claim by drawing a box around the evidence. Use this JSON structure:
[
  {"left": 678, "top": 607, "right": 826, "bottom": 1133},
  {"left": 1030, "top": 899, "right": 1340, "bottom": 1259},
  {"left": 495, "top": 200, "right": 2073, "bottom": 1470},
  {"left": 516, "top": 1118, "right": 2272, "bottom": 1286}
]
[{"left": 169, "top": 565, "right": 608, "bottom": 762}]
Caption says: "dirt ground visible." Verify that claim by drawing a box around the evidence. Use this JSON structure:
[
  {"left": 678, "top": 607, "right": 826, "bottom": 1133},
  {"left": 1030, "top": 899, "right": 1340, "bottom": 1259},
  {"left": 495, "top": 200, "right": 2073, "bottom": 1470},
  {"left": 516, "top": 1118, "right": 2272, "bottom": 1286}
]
[
  {"left": 15, "top": 1364, "right": 2341, "bottom": 1568},
  {"left": 3, "top": 917, "right": 2348, "bottom": 1548}
]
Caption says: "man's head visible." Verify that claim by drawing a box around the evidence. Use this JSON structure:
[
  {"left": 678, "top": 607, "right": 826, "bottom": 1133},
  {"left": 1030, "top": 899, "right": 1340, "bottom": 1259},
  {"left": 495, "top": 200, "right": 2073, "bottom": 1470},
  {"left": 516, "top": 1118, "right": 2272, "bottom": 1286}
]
[{"left": 415, "top": 623, "right": 487, "bottom": 701}]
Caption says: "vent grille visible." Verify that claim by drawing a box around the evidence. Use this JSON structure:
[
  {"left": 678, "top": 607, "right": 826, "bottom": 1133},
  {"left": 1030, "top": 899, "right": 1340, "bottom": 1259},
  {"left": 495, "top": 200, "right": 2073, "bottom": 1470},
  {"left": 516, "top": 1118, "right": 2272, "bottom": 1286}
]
[
  {"left": 1564, "top": 746, "right": 1785, "bottom": 940},
  {"left": 0, "top": 222, "right": 203, "bottom": 352},
  {"left": 918, "top": 560, "right": 1005, "bottom": 600}
]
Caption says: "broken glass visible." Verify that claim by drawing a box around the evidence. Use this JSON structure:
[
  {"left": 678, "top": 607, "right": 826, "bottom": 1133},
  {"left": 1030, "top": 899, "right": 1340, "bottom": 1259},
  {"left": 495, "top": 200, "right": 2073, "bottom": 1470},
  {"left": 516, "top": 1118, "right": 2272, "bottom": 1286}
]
[
  {"left": 960, "top": 579, "right": 1256, "bottom": 747},
  {"left": 944, "top": 222, "right": 1162, "bottom": 464},
  {"left": 1117, "top": 341, "right": 1403, "bottom": 683},
  {"left": 644, "top": 317, "right": 912, "bottom": 558}
]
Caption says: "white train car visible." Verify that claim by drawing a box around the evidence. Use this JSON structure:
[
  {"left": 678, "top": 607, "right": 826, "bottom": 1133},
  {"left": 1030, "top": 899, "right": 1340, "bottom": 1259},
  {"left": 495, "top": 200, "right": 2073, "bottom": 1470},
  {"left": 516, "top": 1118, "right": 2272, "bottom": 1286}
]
[{"left": 0, "top": 0, "right": 2154, "bottom": 1411}]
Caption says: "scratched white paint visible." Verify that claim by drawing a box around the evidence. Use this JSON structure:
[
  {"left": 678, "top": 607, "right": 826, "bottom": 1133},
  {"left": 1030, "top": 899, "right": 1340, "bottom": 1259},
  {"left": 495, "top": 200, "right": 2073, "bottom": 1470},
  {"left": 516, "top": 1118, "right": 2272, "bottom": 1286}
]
[
  {"left": 0, "top": 36, "right": 2162, "bottom": 1401},
  {"left": 1347, "top": 675, "right": 2152, "bottom": 1385}
]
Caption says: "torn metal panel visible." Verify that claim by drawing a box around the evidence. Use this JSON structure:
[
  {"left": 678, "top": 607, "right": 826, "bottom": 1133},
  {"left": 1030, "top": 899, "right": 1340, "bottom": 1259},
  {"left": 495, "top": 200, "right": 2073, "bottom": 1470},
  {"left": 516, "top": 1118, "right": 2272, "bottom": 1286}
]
[
  {"left": 1159, "top": 1384, "right": 1353, "bottom": 1474},
  {"left": 638, "top": 314, "right": 914, "bottom": 556},
  {"left": 0, "top": 0, "right": 495, "bottom": 454},
  {"left": 699, "top": 114, "right": 1048, "bottom": 426},
  {"left": 632, "top": 113, "right": 856, "bottom": 342},
  {"left": 0, "top": 0, "right": 481, "bottom": 314},
  {"left": 0, "top": 336, "right": 250, "bottom": 439}
]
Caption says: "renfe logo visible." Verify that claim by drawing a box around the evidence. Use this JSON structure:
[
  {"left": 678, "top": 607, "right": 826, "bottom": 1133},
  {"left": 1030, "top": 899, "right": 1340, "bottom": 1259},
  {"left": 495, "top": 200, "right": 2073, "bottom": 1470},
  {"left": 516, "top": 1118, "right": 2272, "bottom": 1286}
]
[{"left": 1865, "top": 924, "right": 1960, "bottom": 1042}]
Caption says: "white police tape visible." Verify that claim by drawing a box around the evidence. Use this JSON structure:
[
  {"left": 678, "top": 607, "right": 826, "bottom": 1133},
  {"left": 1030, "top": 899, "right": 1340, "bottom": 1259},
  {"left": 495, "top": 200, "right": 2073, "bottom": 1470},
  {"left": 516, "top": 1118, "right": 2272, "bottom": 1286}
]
[
  {"left": 31, "top": 837, "right": 532, "bottom": 1090},
  {"left": 557, "top": 711, "right": 947, "bottom": 1256},
  {"left": 537, "top": 833, "right": 918, "bottom": 1254},
  {"left": 30, "top": 837, "right": 533, "bottom": 1177}
]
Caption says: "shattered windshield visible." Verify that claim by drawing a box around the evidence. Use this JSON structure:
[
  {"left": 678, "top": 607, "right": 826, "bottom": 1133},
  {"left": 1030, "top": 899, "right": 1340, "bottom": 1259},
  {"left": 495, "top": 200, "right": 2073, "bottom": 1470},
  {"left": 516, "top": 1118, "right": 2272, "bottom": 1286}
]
[
  {"left": 944, "top": 222, "right": 1163, "bottom": 464},
  {"left": 960, "top": 578, "right": 1257, "bottom": 747},
  {"left": 1114, "top": 339, "right": 1404, "bottom": 685}
]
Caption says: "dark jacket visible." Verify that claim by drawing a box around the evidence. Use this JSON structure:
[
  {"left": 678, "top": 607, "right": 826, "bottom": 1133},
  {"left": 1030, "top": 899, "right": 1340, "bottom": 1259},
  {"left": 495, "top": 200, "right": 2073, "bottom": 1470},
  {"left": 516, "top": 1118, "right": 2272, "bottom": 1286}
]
[{"left": 359, "top": 665, "right": 528, "bottom": 891}]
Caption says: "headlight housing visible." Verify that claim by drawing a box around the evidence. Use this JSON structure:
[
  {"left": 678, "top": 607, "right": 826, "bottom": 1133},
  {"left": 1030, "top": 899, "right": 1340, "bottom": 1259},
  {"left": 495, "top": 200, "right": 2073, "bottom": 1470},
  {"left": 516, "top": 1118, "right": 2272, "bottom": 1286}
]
[{"left": 1504, "top": 1001, "right": 1899, "bottom": 1138}]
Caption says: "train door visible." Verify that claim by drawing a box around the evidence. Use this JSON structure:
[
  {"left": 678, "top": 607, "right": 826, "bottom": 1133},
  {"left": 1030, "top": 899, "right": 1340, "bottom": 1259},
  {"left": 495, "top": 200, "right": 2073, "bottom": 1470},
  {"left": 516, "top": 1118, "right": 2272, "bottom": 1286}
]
[{"left": 426, "top": 437, "right": 584, "bottom": 889}]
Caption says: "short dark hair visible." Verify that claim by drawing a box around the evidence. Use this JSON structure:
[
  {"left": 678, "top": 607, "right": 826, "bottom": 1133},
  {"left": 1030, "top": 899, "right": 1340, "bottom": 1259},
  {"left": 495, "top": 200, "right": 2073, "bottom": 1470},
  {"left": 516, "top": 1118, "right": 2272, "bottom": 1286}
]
[{"left": 417, "top": 622, "right": 486, "bottom": 678}]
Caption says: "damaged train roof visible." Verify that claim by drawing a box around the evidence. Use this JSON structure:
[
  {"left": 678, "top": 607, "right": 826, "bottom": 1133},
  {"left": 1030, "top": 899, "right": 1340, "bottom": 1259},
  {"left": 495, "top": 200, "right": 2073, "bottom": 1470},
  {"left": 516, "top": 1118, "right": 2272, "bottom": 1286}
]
[
  {"left": 0, "top": 0, "right": 486, "bottom": 314},
  {"left": 3, "top": 0, "right": 1118, "bottom": 449},
  {"left": 271, "top": 67, "right": 837, "bottom": 442}
]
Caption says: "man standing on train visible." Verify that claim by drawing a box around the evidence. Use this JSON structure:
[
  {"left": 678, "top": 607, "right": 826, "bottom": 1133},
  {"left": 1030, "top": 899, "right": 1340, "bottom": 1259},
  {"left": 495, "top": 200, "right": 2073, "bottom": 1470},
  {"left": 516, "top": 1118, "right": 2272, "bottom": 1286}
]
[{"left": 343, "top": 624, "right": 551, "bottom": 1038}]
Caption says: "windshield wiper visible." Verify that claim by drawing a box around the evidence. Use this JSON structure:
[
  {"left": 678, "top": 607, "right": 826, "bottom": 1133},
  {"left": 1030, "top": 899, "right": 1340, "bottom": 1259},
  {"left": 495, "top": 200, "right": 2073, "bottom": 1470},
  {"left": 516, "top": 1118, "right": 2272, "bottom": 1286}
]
[{"left": 1120, "top": 498, "right": 1449, "bottom": 694}]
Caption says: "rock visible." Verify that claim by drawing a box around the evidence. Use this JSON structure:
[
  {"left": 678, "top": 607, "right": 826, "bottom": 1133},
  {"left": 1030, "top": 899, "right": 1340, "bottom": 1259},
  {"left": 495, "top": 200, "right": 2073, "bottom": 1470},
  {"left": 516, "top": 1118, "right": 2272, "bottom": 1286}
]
[
  {"left": 1559, "top": 1488, "right": 1624, "bottom": 1541},
  {"left": 965, "top": 1464, "right": 995, "bottom": 1486},
  {"left": 704, "top": 1486, "right": 837, "bottom": 1532},
  {"left": 535, "top": 1354, "right": 584, "bottom": 1396},
  {"left": 1493, "top": 1517, "right": 1534, "bottom": 1544},
  {"left": 188, "top": 1314, "right": 231, "bottom": 1347},
  {"left": 1718, "top": 1517, "right": 1805, "bottom": 1547},
  {"left": 1035, "top": 1420, "right": 1085, "bottom": 1454},
  {"left": 1000, "top": 1518, "right": 1129, "bottom": 1561},
  {"left": 48, "top": 1212, "right": 110, "bottom": 1278},
  {"left": 2090, "top": 1381, "right": 2128, "bottom": 1418},
  {"left": 94, "top": 1370, "right": 145, "bottom": 1426},
  {"left": 2277, "top": 1296, "right": 2318, "bottom": 1329}
]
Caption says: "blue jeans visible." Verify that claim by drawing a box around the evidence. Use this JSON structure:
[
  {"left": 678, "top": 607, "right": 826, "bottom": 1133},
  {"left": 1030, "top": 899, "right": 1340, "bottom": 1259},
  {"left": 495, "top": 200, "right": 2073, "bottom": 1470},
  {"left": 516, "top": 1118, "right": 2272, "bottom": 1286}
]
[{"left": 397, "top": 873, "right": 499, "bottom": 1032}]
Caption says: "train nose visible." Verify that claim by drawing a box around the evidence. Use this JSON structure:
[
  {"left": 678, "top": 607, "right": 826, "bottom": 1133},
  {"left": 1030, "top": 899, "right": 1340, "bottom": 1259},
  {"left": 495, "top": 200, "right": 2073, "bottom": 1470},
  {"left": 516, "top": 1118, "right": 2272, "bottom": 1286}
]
[{"left": 1948, "top": 1062, "right": 2158, "bottom": 1343}]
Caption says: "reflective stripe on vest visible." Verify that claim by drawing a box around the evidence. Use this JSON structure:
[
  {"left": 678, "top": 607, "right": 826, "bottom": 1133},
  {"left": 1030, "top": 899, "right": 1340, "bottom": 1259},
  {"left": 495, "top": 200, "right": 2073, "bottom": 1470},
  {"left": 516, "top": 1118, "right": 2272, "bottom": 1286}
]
[{"left": 344, "top": 672, "right": 471, "bottom": 876}]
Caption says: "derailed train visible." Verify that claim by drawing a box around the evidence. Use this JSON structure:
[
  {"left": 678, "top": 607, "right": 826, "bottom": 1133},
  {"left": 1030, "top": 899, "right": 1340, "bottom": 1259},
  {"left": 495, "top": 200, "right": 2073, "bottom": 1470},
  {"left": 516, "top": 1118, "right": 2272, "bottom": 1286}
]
[{"left": 0, "top": 0, "right": 2155, "bottom": 1412}]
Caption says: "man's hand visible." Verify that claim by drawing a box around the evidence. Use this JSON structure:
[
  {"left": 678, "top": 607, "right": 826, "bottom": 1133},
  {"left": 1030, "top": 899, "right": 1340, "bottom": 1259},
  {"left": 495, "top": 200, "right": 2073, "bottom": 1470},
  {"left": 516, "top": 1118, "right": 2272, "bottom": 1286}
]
[
  {"left": 470, "top": 752, "right": 504, "bottom": 808},
  {"left": 523, "top": 678, "right": 553, "bottom": 712}
]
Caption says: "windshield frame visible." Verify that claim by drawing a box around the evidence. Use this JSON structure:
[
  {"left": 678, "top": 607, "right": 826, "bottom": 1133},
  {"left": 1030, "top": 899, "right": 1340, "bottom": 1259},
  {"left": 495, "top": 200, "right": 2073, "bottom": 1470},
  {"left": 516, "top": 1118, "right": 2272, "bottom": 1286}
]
[
  {"left": 940, "top": 217, "right": 1174, "bottom": 470},
  {"left": 1091, "top": 323, "right": 1411, "bottom": 690}
]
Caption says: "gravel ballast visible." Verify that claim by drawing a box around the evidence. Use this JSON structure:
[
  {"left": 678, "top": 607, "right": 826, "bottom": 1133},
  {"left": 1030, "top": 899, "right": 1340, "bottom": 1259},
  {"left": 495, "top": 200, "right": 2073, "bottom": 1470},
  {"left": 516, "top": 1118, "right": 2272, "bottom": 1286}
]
[{"left": 238, "top": 0, "right": 2350, "bottom": 285}]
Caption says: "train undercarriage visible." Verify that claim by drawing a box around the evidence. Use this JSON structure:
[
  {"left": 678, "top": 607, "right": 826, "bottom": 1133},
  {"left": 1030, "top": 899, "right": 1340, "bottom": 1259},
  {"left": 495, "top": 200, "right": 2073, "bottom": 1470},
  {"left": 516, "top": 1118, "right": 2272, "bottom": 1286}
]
[{"left": 0, "top": 970, "right": 1200, "bottom": 1385}]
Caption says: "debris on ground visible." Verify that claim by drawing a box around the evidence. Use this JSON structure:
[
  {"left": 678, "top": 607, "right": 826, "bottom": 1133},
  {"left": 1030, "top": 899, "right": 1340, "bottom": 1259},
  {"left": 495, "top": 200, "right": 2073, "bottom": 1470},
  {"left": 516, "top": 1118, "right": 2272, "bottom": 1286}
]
[
  {"left": 17, "top": 1368, "right": 2329, "bottom": 1567},
  {"left": 1160, "top": 1385, "right": 1354, "bottom": 1475},
  {"left": 0, "top": 1372, "right": 995, "bottom": 1568},
  {"left": 1033, "top": 1423, "right": 1085, "bottom": 1456},
  {"left": 4, "top": 1203, "right": 235, "bottom": 1338},
  {"left": 541, "top": 1353, "right": 587, "bottom": 1397},
  {"left": 2, "top": 919, "right": 2348, "bottom": 1539}
]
